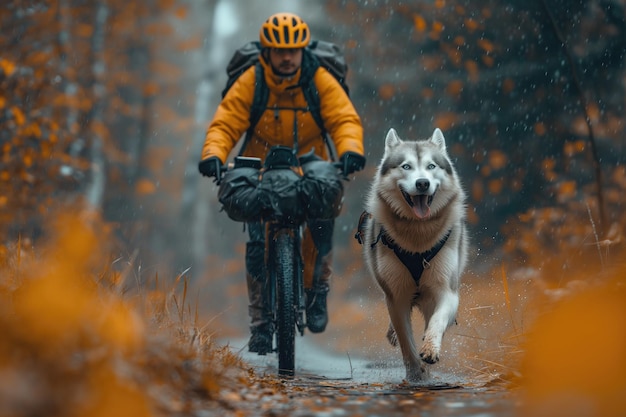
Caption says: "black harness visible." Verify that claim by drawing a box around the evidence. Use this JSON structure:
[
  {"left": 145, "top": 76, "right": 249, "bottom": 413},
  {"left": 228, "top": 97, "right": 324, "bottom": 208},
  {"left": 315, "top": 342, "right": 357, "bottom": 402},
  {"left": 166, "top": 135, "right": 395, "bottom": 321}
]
[{"left": 355, "top": 211, "right": 451, "bottom": 286}]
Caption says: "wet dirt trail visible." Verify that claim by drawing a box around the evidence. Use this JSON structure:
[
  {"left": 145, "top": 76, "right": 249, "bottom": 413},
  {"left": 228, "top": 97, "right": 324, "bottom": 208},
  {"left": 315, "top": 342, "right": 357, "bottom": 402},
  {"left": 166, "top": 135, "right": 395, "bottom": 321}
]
[{"left": 222, "top": 336, "right": 520, "bottom": 416}]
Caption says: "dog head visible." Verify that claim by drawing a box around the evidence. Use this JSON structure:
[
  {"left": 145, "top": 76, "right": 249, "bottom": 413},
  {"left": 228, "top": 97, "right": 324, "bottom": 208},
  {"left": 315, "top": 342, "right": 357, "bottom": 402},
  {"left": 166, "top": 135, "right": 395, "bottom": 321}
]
[{"left": 376, "top": 128, "right": 460, "bottom": 219}]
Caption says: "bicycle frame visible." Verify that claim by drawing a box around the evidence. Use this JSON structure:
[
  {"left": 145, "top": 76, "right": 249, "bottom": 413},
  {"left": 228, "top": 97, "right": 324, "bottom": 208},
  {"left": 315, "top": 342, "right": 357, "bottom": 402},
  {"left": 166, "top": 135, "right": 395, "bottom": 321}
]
[{"left": 220, "top": 145, "right": 343, "bottom": 378}]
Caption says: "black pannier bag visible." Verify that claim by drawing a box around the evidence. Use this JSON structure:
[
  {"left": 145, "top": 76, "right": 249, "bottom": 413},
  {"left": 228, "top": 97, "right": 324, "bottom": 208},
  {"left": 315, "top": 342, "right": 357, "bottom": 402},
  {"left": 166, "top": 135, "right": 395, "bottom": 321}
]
[
  {"left": 257, "top": 147, "right": 305, "bottom": 224},
  {"left": 217, "top": 148, "right": 342, "bottom": 223},
  {"left": 217, "top": 165, "right": 264, "bottom": 222},
  {"left": 299, "top": 156, "right": 344, "bottom": 219}
]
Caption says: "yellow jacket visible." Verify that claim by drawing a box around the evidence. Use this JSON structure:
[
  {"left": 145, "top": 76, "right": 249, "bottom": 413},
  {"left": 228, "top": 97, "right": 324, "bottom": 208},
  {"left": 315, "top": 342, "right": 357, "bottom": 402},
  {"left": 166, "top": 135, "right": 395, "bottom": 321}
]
[{"left": 202, "top": 54, "right": 364, "bottom": 163}]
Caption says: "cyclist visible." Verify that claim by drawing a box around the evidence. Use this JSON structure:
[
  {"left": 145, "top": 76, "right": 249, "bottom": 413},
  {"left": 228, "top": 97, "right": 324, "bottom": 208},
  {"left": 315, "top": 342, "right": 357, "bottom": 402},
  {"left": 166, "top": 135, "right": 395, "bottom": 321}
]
[{"left": 198, "top": 12, "right": 365, "bottom": 354}]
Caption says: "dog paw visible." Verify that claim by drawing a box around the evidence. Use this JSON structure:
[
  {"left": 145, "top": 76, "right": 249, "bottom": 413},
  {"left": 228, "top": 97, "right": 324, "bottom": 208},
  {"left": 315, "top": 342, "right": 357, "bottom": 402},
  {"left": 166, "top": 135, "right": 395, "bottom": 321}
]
[
  {"left": 406, "top": 363, "right": 429, "bottom": 382},
  {"left": 386, "top": 324, "right": 398, "bottom": 347},
  {"left": 419, "top": 344, "right": 440, "bottom": 364}
]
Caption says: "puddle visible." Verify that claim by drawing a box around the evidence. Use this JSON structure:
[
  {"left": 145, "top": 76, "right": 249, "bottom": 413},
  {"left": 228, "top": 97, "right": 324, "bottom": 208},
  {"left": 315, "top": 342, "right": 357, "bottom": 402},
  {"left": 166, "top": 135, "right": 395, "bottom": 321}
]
[{"left": 223, "top": 336, "right": 521, "bottom": 417}]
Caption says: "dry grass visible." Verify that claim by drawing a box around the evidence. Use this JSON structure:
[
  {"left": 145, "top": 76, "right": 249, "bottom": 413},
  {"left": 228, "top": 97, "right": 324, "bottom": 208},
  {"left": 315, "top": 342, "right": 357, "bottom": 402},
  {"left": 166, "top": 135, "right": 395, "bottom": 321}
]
[{"left": 0, "top": 211, "right": 284, "bottom": 417}]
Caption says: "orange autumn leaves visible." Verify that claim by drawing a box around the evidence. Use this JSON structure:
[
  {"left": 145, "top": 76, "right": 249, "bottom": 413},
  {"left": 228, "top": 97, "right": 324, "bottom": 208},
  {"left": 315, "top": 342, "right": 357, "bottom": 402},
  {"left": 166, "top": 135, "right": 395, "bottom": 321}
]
[
  {"left": 0, "top": 212, "right": 253, "bottom": 417},
  {"left": 472, "top": 150, "right": 509, "bottom": 199},
  {"left": 521, "top": 269, "right": 626, "bottom": 417},
  {"left": 0, "top": 1, "right": 186, "bottom": 245},
  {"left": 1, "top": 213, "right": 150, "bottom": 417},
  {"left": 379, "top": 6, "right": 497, "bottom": 112},
  {"left": 15, "top": 216, "right": 143, "bottom": 353}
]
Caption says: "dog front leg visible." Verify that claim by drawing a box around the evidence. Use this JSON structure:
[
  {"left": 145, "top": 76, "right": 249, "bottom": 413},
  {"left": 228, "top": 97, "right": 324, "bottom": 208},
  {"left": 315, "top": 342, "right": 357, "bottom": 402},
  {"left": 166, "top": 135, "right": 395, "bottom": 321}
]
[
  {"left": 384, "top": 296, "right": 427, "bottom": 381},
  {"left": 420, "top": 289, "right": 459, "bottom": 364}
]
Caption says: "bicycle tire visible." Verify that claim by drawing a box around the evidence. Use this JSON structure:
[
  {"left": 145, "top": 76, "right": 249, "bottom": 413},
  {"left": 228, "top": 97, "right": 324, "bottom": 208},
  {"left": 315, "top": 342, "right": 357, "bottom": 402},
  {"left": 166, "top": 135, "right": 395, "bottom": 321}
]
[{"left": 274, "top": 229, "right": 296, "bottom": 377}]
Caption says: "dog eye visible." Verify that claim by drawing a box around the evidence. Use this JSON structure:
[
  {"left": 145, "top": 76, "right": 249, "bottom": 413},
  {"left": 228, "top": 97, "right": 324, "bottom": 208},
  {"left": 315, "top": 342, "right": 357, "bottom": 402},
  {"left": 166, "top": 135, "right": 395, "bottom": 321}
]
[
  {"left": 401, "top": 164, "right": 411, "bottom": 170},
  {"left": 427, "top": 163, "right": 436, "bottom": 170}
]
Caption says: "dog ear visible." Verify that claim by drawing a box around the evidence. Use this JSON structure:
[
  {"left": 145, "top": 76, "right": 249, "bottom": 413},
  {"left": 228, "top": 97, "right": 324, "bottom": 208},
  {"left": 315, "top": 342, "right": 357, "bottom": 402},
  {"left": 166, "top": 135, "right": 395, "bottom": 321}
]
[
  {"left": 430, "top": 128, "right": 446, "bottom": 150},
  {"left": 385, "top": 128, "right": 401, "bottom": 149}
]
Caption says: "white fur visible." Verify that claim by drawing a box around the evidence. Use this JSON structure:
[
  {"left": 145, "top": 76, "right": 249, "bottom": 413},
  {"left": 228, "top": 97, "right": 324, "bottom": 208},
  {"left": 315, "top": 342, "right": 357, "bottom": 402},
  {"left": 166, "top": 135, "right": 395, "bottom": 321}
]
[{"left": 362, "top": 127, "right": 468, "bottom": 382}]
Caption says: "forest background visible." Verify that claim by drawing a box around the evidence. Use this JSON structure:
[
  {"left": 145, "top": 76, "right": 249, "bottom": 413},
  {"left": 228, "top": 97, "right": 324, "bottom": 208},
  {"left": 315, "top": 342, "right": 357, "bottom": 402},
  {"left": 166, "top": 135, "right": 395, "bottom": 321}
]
[{"left": 3, "top": 0, "right": 624, "bottom": 287}]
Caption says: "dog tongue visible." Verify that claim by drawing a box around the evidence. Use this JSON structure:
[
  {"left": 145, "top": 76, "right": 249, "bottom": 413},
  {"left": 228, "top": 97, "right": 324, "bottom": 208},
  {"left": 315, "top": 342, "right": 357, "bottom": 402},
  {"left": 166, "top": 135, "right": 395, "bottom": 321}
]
[{"left": 412, "top": 195, "right": 431, "bottom": 218}]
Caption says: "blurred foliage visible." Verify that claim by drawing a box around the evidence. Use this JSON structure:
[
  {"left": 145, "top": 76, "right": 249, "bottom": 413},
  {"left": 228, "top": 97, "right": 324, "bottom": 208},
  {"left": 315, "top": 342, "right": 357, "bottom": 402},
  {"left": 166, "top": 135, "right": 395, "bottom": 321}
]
[
  {"left": 520, "top": 266, "right": 626, "bottom": 417},
  {"left": 0, "top": 211, "right": 284, "bottom": 416},
  {"left": 0, "top": 0, "right": 189, "bottom": 256}
]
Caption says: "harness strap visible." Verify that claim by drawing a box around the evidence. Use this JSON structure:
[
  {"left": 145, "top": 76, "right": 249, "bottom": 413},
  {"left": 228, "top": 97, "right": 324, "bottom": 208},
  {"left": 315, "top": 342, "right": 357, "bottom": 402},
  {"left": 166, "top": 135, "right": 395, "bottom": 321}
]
[
  {"left": 355, "top": 210, "right": 451, "bottom": 287},
  {"left": 379, "top": 228, "right": 451, "bottom": 286}
]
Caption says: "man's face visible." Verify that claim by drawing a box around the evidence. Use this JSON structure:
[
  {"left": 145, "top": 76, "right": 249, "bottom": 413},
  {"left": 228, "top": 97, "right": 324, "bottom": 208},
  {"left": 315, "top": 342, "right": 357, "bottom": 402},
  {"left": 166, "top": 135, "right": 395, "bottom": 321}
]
[{"left": 268, "top": 48, "right": 303, "bottom": 77}]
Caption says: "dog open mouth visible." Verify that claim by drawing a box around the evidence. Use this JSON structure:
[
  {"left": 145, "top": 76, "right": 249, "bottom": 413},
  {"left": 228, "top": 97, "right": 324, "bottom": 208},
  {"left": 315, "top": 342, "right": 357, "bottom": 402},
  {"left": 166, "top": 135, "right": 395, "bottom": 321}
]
[{"left": 402, "top": 189, "right": 434, "bottom": 218}]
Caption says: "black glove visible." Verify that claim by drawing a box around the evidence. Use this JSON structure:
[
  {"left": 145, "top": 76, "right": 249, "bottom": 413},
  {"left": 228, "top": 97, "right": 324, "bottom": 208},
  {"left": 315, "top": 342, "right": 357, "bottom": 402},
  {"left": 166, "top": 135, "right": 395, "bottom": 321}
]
[
  {"left": 198, "top": 156, "right": 223, "bottom": 181},
  {"left": 339, "top": 151, "right": 366, "bottom": 176}
]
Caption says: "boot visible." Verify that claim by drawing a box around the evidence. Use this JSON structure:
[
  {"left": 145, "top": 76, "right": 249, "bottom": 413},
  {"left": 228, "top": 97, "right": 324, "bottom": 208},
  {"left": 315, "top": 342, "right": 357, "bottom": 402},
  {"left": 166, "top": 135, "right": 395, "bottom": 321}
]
[
  {"left": 248, "top": 322, "right": 273, "bottom": 355},
  {"left": 306, "top": 284, "right": 329, "bottom": 333},
  {"left": 246, "top": 274, "right": 273, "bottom": 355},
  {"left": 305, "top": 219, "right": 334, "bottom": 334}
]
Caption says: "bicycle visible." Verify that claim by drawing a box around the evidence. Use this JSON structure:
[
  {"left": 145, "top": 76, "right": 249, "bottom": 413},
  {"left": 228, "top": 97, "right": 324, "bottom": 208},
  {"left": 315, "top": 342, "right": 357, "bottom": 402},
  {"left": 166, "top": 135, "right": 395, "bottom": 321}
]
[{"left": 216, "top": 145, "right": 346, "bottom": 378}]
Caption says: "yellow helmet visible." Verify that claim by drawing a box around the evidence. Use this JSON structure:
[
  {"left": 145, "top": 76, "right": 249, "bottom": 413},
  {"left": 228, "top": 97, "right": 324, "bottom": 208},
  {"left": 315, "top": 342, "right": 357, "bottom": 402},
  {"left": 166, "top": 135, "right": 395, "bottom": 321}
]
[{"left": 259, "top": 12, "right": 311, "bottom": 49}]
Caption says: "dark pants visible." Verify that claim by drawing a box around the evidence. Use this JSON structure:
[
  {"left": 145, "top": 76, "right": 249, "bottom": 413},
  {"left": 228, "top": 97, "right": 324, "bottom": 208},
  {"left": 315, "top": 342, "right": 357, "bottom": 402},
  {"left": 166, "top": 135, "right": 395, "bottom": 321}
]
[{"left": 245, "top": 219, "right": 334, "bottom": 327}]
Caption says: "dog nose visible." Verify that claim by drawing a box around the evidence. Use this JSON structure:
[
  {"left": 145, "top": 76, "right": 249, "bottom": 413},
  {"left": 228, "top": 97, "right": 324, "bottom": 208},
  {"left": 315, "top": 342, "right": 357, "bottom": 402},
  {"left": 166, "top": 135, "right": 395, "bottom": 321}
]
[{"left": 416, "top": 178, "right": 430, "bottom": 193}]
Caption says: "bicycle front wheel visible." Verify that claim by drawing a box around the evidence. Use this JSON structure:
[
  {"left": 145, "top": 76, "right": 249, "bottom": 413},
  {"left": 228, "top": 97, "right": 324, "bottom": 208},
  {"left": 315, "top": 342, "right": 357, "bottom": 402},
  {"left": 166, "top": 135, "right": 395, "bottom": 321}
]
[{"left": 274, "top": 229, "right": 296, "bottom": 377}]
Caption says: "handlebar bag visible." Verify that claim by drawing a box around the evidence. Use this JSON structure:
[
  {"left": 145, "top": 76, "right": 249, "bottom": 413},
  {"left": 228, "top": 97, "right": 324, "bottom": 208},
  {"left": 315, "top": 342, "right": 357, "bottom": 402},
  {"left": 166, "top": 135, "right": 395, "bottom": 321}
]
[
  {"left": 299, "top": 160, "right": 344, "bottom": 219},
  {"left": 217, "top": 167, "right": 263, "bottom": 222},
  {"left": 258, "top": 167, "right": 304, "bottom": 224}
]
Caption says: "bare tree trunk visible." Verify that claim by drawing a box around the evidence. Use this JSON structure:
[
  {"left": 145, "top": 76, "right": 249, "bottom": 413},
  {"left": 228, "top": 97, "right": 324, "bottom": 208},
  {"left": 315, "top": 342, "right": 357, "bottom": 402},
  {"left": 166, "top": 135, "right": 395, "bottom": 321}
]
[
  {"left": 56, "top": 0, "right": 83, "bottom": 162},
  {"left": 85, "top": 1, "right": 109, "bottom": 210},
  {"left": 125, "top": 45, "right": 152, "bottom": 181},
  {"left": 180, "top": 0, "right": 219, "bottom": 280}
]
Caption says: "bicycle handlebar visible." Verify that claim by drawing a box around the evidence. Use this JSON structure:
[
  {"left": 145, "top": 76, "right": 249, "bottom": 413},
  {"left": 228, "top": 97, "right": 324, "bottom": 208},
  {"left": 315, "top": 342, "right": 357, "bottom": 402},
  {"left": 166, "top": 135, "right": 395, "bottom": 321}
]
[{"left": 216, "top": 155, "right": 350, "bottom": 182}]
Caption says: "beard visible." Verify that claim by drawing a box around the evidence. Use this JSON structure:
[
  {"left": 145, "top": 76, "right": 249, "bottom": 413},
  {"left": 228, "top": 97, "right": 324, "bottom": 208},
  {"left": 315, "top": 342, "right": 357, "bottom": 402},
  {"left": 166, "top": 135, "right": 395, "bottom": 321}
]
[{"left": 272, "top": 65, "right": 298, "bottom": 77}]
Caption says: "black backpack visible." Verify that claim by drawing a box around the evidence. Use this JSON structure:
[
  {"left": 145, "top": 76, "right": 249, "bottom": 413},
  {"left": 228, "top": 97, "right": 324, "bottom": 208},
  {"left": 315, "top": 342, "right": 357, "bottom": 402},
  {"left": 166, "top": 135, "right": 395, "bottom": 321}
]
[{"left": 221, "top": 40, "right": 350, "bottom": 159}]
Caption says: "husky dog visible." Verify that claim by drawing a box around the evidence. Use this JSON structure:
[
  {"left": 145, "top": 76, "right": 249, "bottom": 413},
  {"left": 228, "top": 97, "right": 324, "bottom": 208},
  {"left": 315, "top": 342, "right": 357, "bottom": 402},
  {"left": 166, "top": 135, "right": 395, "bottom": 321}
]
[{"left": 357, "top": 127, "right": 468, "bottom": 382}]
